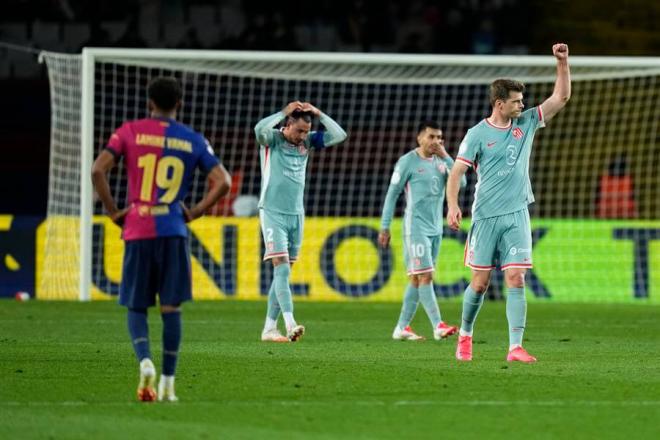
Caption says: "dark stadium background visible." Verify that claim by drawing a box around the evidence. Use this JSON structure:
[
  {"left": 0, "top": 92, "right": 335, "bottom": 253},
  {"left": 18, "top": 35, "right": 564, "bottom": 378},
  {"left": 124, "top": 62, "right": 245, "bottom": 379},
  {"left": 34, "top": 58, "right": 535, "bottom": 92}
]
[{"left": 0, "top": 0, "right": 657, "bottom": 215}]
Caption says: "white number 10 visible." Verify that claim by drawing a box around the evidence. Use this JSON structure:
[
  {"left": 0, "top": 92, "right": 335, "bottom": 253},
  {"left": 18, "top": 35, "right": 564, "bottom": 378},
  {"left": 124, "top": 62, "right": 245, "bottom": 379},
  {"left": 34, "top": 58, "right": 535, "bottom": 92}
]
[{"left": 410, "top": 243, "right": 425, "bottom": 257}]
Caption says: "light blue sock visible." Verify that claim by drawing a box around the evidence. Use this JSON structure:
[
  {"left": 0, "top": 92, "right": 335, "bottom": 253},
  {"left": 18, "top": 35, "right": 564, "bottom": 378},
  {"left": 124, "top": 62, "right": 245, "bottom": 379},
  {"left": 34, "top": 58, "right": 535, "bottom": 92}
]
[
  {"left": 418, "top": 283, "right": 442, "bottom": 328},
  {"left": 461, "top": 285, "right": 485, "bottom": 334},
  {"left": 506, "top": 287, "right": 527, "bottom": 346},
  {"left": 396, "top": 283, "right": 419, "bottom": 329},
  {"left": 273, "top": 264, "right": 293, "bottom": 313},
  {"left": 127, "top": 308, "right": 151, "bottom": 361},
  {"left": 266, "top": 280, "right": 281, "bottom": 321}
]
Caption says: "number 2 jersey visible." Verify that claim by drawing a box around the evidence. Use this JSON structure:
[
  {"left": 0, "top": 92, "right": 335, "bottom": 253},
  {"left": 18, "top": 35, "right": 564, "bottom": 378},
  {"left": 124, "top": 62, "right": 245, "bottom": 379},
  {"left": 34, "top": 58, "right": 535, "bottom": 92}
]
[
  {"left": 456, "top": 107, "right": 545, "bottom": 220},
  {"left": 105, "top": 117, "right": 220, "bottom": 241}
]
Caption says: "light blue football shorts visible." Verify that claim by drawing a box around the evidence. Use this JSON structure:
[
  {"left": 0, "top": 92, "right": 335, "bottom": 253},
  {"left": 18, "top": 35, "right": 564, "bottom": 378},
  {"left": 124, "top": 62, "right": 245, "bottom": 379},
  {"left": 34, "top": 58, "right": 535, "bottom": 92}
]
[
  {"left": 403, "top": 233, "right": 442, "bottom": 276},
  {"left": 259, "top": 209, "right": 304, "bottom": 262},
  {"left": 464, "top": 209, "right": 533, "bottom": 271}
]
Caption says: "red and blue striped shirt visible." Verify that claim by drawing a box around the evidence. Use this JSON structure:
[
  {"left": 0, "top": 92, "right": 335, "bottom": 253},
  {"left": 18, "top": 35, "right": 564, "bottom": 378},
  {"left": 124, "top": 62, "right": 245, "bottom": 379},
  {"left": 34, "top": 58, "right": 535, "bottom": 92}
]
[{"left": 106, "top": 117, "right": 220, "bottom": 241}]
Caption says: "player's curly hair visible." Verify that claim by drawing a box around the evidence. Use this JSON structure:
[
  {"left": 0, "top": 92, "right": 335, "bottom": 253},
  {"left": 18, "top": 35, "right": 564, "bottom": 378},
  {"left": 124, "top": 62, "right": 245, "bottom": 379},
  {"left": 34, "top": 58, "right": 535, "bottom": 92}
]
[
  {"left": 490, "top": 79, "right": 525, "bottom": 106},
  {"left": 147, "top": 77, "right": 182, "bottom": 112}
]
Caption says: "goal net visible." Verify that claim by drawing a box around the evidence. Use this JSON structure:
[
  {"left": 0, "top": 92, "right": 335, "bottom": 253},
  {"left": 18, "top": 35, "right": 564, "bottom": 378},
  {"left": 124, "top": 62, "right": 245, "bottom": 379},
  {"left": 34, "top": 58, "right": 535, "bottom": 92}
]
[{"left": 39, "top": 49, "right": 660, "bottom": 302}]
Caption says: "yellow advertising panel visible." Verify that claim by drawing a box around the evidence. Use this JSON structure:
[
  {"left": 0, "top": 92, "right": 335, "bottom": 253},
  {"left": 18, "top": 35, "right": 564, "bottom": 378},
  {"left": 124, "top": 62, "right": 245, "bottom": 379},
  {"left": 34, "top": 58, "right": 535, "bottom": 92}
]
[{"left": 33, "top": 216, "right": 660, "bottom": 303}]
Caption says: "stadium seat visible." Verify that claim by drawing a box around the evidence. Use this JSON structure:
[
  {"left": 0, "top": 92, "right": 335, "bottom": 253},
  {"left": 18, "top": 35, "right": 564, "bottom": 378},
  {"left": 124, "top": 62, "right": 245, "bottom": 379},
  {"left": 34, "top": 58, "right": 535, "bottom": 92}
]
[
  {"left": 217, "top": 2, "right": 246, "bottom": 40},
  {"left": 32, "top": 21, "right": 65, "bottom": 51},
  {"left": 597, "top": 175, "right": 637, "bottom": 218},
  {"left": 188, "top": 5, "right": 219, "bottom": 48},
  {"left": 188, "top": 5, "right": 217, "bottom": 27},
  {"left": 7, "top": 50, "right": 41, "bottom": 78},
  {"left": 206, "top": 170, "right": 244, "bottom": 216},
  {"left": 62, "top": 23, "right": 90, "bottom": 52},
  {"left": 0, "top": 23, "right": 30, "bottom": 45},
  {"left": 162, "top": 23, "right": 188, "bottom": 48},
  {"left": 101, "top": 20, "right": 128, "bottom": 42},
  {"left": 0, "top": 49, "right": 10, "bottom": 78}
]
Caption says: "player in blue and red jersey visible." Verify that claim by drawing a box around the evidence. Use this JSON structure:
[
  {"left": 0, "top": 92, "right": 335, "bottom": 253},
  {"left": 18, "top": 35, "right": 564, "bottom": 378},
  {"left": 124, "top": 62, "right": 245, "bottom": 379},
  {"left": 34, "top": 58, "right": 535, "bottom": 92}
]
[{"left": 92, "top": 77, "right": 231, "bottom": 402}]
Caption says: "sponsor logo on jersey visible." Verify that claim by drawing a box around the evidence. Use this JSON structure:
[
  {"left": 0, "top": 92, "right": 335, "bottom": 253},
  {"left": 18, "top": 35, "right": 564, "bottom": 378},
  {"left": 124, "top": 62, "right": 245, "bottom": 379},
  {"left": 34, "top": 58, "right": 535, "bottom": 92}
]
[
  {"left": 137, "top": 205, "right": 170, "bottom": 217},
  {"left": 512, "top": 128, "right": 524, "bottom": 139},
  {"left": 510, "top": 247, "right": 531, "bottom": 255}
]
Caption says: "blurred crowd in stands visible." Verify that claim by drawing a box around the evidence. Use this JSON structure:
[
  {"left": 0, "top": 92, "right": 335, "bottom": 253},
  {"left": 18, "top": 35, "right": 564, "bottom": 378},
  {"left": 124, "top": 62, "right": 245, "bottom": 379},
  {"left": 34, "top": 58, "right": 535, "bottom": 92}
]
[{"left": 1, "top": 0, "right": 532, "bottom": 78}]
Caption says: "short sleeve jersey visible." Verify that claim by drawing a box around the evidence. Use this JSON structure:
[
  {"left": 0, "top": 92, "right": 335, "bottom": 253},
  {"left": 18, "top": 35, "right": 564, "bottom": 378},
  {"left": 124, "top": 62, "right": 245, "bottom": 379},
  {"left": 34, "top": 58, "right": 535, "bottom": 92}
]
[
  {"left": 106, "top": 117, "right": 220, "bottom": 241},
  {"left": 456, "top": 106, "right": 545, "bottom": 220}
]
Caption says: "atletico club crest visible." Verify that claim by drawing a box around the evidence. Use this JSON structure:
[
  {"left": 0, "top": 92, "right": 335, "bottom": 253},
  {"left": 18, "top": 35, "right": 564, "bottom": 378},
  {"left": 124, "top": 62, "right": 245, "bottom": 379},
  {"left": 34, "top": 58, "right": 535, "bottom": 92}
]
[
  {"left": 437, "top": 162, "right": 447, "bottom": 174},
  {"left": 512, "top": 128, "right": 524, "bottom": 139}
]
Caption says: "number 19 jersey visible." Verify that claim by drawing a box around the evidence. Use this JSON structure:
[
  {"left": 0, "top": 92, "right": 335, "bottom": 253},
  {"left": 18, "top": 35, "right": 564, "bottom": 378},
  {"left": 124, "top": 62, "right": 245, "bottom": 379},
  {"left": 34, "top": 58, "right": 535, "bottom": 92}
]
[{"left": 106, "top": 117, "right": 220, "bottom": 241}]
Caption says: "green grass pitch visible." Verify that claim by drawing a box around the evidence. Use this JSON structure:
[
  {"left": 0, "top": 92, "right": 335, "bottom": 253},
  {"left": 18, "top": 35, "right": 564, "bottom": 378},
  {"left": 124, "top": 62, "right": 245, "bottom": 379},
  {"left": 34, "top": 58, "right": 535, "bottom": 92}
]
[{"left": 1, "top": 300, "right": 659, "bottom": 439}]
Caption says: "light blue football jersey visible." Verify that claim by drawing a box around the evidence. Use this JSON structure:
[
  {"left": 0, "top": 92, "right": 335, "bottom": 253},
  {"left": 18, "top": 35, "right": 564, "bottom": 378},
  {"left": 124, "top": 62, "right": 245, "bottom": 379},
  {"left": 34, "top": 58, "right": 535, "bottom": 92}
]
[
  {"left": 456, "top": 106, "right": 545, "bottom": 220},
  {"left": 255, "top": 111, "right": 347, "bottom": 215},
  {"left": 381, "top": 150, "right": 463, "bottom": 237}
]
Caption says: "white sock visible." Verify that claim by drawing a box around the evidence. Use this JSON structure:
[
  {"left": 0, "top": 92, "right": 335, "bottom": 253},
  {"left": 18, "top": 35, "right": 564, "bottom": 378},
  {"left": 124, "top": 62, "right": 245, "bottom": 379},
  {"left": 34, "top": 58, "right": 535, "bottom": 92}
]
[
  {"left": 509, "top": 344, "right": 522, "bottom": 351},
  {"left": 263, "top": 317, "right": 277, "bottom": 332},
  {"left": 283, "top": 312, "right": 297, "bottom": 330},
  {"left": 160, "top": 374, "right": 175, "bottom": 388},
  {"left": 459, "top": 328, "right": 473, "bottom": 337}
]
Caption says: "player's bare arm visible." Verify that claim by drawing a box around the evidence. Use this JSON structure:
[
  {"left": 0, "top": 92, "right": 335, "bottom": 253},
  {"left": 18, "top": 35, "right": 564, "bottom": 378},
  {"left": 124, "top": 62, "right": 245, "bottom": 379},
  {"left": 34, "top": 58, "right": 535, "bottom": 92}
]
[
  {"left": 446, "top": 161, "right": 469, "bottom": 230},
  {"left": 182, "top": 164, "right": 232, "bottom": 222},
  {"left": 91, "top": 149, "right": 129, "bottom": 225},
  {"left": 378, "top": 230, "right": 391, "bottom": 248},
  {"left": 540, "top": 43, "right": 571, "bottom": 122}
]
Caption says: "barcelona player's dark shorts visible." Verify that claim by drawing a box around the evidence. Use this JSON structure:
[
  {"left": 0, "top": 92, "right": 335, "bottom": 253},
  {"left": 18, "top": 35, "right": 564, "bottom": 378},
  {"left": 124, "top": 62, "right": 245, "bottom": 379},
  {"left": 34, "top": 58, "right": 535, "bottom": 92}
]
[{"left": 119, "top": 236, "right": 192, "bottom": 309}]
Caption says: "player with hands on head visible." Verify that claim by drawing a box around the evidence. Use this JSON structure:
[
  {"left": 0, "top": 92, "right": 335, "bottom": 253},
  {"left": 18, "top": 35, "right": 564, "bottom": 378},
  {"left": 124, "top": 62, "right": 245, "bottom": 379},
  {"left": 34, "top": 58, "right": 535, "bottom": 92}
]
[{"left": 255, "top": 100, "right": 347, "bottom": 342}]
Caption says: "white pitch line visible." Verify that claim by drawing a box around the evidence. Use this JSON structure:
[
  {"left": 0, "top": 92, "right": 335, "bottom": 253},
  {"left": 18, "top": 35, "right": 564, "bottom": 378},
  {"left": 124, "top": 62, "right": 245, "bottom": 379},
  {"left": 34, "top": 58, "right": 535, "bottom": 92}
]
[{"left": 2, "top": 400, "right": 660, "bottom": 407}]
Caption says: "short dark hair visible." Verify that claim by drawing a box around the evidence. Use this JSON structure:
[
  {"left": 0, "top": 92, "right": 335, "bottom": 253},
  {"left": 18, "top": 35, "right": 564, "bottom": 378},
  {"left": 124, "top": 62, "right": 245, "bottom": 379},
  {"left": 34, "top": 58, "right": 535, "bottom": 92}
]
[
  {"left": 147, "top": 77, "right": 182, "bottom": 112},
  {"left": 490, "top": 79, "right": 525, "bottom": 106},
  {"left": 286, "top": 110, "right": 313, "bottom": 126},
  {"left": 417, "top": 120, "right": 442, "bottom": 134}
]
